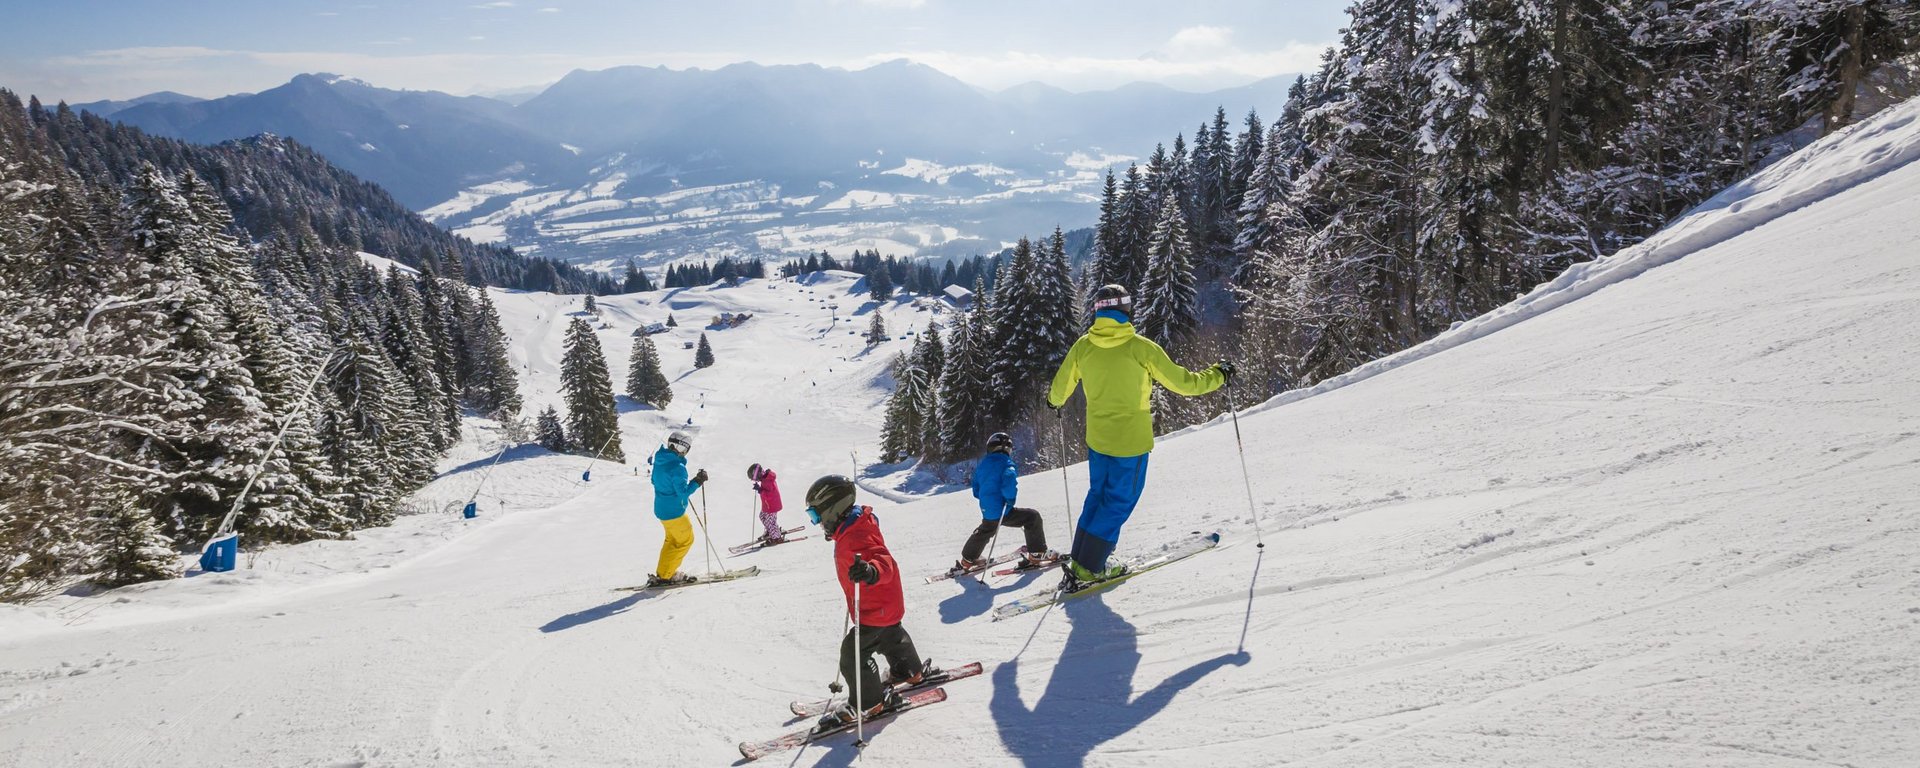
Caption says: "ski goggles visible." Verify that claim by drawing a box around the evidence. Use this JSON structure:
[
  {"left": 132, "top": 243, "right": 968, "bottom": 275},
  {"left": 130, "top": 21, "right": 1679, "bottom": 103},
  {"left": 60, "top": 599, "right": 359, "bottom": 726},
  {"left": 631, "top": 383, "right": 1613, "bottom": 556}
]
[{"left": 806, "top": 506, "right": 822, "bottom": 525}]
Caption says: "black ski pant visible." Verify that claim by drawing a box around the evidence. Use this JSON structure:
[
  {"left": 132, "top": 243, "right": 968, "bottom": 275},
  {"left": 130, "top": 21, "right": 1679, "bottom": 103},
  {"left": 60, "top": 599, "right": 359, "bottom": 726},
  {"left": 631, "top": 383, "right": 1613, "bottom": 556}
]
[
  {"left": 961, "top": 507, "right": 1048, "bottom": 562},
  {"left": 840, "top": 622, "right": 921, "bottom": 709}
]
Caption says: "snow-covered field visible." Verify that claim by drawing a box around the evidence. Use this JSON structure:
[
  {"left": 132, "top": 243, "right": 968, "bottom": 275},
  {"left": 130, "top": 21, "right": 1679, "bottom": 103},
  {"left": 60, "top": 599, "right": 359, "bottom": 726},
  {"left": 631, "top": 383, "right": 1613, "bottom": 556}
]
[{"left": 3, "top": 98, "right": 1918, "bottom": 766}]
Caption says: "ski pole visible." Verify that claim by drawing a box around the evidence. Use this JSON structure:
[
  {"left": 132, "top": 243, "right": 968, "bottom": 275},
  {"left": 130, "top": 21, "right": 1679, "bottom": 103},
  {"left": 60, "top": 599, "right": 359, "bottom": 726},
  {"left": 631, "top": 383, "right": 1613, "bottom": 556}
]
[
  {"left": 852, "top": 562, "right": 866, "bottom": 749},
  {"left": 1225, "top": 379, "right": 1266, "bottom": 549},
  {"left": 982, "top": 504, "right": 1004, "bottom": 567},
  {"left": 696, "top": 486, "right": 725, "bottom": 573},
  {"left": 829, "top": 611, "right": 848, "bottom": 694},
  {"left": 1056, "top": 408, "right": 1075, "bottom": 556}
]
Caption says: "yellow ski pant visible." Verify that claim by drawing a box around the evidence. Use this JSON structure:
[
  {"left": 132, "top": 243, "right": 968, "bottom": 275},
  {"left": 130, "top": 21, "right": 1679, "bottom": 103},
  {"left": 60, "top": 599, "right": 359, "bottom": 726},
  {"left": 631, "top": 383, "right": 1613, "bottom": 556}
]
[{"left": 656, "top": 514, "right": 694, "bottom": 579}]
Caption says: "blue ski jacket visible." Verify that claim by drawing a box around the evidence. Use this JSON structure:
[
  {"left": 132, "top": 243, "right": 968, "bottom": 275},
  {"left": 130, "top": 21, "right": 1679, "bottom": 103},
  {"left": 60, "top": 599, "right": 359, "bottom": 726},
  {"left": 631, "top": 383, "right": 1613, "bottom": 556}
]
[
  {"left": 970, "top": 450, "right": 1017, "bottom": 520},
  {"left": 650, "top": 446, "right": 700, "bottom": 520}
]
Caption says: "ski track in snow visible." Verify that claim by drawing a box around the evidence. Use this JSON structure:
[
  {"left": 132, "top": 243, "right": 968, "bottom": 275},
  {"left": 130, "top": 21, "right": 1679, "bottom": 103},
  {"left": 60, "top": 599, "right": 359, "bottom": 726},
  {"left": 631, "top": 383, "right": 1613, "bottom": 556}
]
[{"left": 2, "top": 99, "right": 1920, "bottom": 766}]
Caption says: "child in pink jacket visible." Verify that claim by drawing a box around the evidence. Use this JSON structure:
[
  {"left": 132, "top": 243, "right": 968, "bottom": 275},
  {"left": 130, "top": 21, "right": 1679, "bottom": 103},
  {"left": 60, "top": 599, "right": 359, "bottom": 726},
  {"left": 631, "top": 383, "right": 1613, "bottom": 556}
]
[{"left": 749, "top": 463, "right": 785, "bottom": 543}]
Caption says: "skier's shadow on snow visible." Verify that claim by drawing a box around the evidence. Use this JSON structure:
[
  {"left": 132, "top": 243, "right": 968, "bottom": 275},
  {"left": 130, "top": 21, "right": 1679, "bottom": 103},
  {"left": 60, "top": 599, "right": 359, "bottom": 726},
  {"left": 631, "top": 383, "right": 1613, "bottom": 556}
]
[
  {"left": 990, "top": 594, "right": 1249, "bottom": 768},
  {"left": 538, "top": 591, "right": 665, "bottom": 633},
  {"left": 938, "top": 571, "right": 1043, "bottom": 624}
]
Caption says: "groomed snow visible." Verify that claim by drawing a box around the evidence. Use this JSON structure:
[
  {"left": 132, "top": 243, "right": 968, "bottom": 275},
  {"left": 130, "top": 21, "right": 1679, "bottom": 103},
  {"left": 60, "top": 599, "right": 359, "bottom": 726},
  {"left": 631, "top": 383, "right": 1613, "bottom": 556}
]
[{"left": 2, "top": 98, "right": 1917, "bottom": 767}]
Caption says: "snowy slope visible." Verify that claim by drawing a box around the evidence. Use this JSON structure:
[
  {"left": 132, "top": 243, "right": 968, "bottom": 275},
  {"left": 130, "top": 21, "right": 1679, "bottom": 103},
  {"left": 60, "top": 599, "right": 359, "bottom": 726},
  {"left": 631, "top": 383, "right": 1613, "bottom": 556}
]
[{"left": 3, "top": 99, "right": 1918, "bottom": 767}]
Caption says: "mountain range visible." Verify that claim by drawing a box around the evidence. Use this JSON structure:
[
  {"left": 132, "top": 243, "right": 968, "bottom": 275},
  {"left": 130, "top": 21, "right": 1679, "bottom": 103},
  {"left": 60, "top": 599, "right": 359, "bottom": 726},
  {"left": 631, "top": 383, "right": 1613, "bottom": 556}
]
[{"left": 79, "top": 62, "right": 1293, "bottom": 268}]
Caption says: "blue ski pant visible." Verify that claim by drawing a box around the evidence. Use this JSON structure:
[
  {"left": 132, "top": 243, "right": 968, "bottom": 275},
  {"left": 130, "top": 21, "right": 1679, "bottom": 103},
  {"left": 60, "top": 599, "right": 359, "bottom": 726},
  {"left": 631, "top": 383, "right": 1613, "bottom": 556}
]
[{"left": 1070, "top": 449, "right": 1150, "bottom": 571}]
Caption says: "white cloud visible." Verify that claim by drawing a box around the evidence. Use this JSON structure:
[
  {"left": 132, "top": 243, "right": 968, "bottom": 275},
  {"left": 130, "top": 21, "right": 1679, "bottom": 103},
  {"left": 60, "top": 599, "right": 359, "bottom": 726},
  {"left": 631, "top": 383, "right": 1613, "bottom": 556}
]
[
  {"left": 848, "top": 33, "right": 1326, "bottom": 92},
  {"left": 26, "top": 26, "right": 1327, "bottom": 103},
  {"left": 471, "top": 1, "right": 513, "bottom": 7},
  {"left": 1161, "top": 25, "right": 1235, "bottom": 59},
  {"left": 469, "top": 36, "right": 488, "bottom": 41},
  {"left": 834, "top": 0, "right": 927, "bottom": 7},
  {"left": 539, "top": 6, "right": 561, "bottom": 11}
]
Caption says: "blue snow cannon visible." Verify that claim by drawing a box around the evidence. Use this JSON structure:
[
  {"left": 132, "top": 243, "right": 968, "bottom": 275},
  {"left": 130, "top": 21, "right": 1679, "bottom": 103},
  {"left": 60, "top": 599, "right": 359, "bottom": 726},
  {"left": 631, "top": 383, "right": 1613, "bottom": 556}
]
[{"left": 200, "top": 534, "right": 239, "bottom": 573}]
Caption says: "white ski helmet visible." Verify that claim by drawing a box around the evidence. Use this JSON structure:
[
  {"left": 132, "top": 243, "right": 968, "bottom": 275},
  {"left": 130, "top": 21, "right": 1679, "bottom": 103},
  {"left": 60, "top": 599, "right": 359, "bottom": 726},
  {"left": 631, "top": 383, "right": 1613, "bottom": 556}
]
[{"left": 666, "top": 430, "right": 694, "bottom": 454}]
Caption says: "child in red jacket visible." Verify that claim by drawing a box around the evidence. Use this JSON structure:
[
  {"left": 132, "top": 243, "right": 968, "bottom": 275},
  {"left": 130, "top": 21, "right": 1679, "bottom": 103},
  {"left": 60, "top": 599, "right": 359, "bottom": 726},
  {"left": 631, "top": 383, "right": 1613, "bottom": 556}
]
[
  {"left": 804, "top": 474, "right": 924, "bottom": 728},
  {"left": 748, "top": 463, "right": 785, "bottom": 544}
]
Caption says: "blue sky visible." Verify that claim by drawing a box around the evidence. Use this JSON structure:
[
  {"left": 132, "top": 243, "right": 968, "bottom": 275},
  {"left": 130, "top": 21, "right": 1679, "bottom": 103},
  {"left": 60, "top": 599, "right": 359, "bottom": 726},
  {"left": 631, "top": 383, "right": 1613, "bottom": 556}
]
[{"left": 1, "top": 0, "right": 1350, "bottom": 102}]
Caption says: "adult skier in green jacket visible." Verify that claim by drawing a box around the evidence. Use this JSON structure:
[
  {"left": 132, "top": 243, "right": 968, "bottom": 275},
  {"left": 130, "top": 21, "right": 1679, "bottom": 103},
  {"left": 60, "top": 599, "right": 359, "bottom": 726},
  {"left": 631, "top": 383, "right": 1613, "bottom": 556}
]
[{"left": 1047, "top": 284, "right": 1230, "bottom": 584}]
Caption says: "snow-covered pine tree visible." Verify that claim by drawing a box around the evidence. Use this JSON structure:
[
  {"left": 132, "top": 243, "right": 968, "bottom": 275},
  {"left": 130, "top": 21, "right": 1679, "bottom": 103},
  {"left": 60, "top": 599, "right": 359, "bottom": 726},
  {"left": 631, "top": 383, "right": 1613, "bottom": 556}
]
[
  {"left": 1136, "top": 194, "right": 1199, "bottom": 350},
  {"left": 381, "top": 270, "right": 456, "bottom": 453},
  {"left": 984, "top": 237, "right": 1041, "bottom": 425},
  {"left": 919, "top": 319, "right": 946, "bottom": 390},
  {"left": 666, "top": 313, "right": 677, "bottom": 328},
  {"left": 1229, "top": 109, "right": 1264, "bottom": 226},
  {"left": 414, "top": 269, "right": 466, "bottom": 439},
  {"left": 318, "top": 333, "right": 415, "bottom": 528},
  {"left": 1286, "top": 0, "right": 1427, "bottom": 382},
  {"left": 1415, "top": 0, "right": 1511, "bottom": 328},
  {"left": 868, "top": 264, "right": 894, "bottom": 303},
  {"left": 535, "top": 406, "right": 569, "bottom": 451},
  {"left": 626, "top": 334, "right": 673, "bottom": 408},
  {"left": 1192, "top": 107, "right": 1237, "bottom": 277},
  {"left": 462, "top": 289, "right": 523, "bottom": 416},
  {"left": 123, "top": 166, "right": 281, "bottom": 542},
  {"left": 912, "top": 327, "right": 945, "bottom": 455},
  {"left": 879, "top": 347, "right": 931, "bottom": 463},
  {"left": 1090, "top": 169, "right": 1123, "bottom": 314},
  {"left": 560, "top": 317, "right": 623, "bottom": 462},
  {"left": 584, "top": 294, "right": 599, "bottom": 315},
  {"left": 622, "top": 259, "right": 656, "bottom": 292},
  {"left": 1762, "top": 0, "right": 1919, "bottom": 135},
  {"left": 1233, "top": 111, "right": 1296, "bottom": 286},
  {"left": 176, "top": 170, "right": 349, "bottom": 542},
  {"left": 694, "top": 332, "right": 715, "bottom": 368},
  {"left": 933, "top": 305, "right": 990, "bottom": 463},
  {"left": 1114, "top": 163, "right": 1153, "bottom": 298},
  {"left": 991, "top": 228, "right": 1077, "bottom": 434},
  {"left": 92, "top": 497, "right": 179, "bottom": 587},
  {"left": 866, "top": 312, "right": 888, "bottom": 346},
  {"left": 0, "top": 162, "right": 179, "bottom": 596}
]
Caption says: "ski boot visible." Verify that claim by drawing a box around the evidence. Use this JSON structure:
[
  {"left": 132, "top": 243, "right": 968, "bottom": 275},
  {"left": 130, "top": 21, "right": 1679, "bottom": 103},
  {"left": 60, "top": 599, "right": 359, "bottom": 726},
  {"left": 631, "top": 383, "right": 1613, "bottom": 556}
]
[
  {"left": 1018, "top": 550, "right": 1058, "bottom": 570},
  {"left": 1062, "top": 558, "right": 1127, "bottom": 592},
  {"left": 884, "top": 663, "right": 926, "bottom": 688},
  {"left": 646, "top": 571, "right": 698, "bottom": 588},
  {"left": 950, "top": 558, "right": 983, "bottom": 577},
  {"left": 814, "top": 688, "right": 904, "bottom": 731}
]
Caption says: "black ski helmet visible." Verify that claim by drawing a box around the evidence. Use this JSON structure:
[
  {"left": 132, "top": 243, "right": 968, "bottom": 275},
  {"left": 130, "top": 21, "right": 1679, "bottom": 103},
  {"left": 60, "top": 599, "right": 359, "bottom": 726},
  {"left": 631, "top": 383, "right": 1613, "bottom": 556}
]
[
  {"left": 805, "top": 474, "right": 857, "bottom": 534},
  {"left": 986, "top": 432, "right": 1013, "bottom": 453},
  {"left": 1091, "top": 284, "right": 1132, "bottom": 312},
  {"left": 747, "top": 463, "right": 764, "bottom": 481}
]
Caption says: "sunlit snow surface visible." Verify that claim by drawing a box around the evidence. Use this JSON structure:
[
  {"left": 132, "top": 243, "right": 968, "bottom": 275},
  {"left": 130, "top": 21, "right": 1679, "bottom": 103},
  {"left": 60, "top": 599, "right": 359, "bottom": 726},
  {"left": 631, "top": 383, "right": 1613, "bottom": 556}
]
[{"left": 3, "top": 99, "right": 1919, "bottom": 766}]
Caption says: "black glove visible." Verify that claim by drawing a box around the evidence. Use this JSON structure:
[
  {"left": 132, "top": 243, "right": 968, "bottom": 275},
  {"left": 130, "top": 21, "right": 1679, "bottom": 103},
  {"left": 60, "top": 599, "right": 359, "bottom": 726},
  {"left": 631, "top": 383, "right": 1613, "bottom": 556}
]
[
  {"left": 847, "top": 556, "right": 880, "bottom": 585},
  {"left": 693, "top": 469, "right": 709, "bottom": 485},
  {"left": 752, "top": 483, "right": 762, "bottom": 492},
  {"left": 1215, "top": 360, "right": 1236, "bottom": 383}
]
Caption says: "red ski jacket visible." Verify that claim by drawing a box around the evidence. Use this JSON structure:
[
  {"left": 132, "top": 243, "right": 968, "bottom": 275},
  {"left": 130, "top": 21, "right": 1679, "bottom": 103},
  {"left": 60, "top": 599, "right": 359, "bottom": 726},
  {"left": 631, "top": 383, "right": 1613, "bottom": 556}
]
[{"left": 832, "top": 506, "right": 905, "bottom": 627}]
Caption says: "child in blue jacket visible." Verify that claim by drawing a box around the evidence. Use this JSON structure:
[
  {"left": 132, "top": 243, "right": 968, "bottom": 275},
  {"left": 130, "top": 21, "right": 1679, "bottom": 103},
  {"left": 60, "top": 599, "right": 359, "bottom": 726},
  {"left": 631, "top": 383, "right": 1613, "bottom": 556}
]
[{"left": 958, "top": 432, "right": 1051, "bottom": 570}]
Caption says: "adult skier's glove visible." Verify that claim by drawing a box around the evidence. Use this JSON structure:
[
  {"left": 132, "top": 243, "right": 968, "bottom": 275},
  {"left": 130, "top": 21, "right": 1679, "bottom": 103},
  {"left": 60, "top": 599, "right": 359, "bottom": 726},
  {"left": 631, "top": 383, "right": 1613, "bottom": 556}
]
[
  {"left": 847, "top": 556, "right": 880, "bottom": 585},
  {"left": 693, "top": 469, "right": 709, "bottom": 485},
  {"left": 1215, "top": 360, "right": 1236, "bottom": 383}
]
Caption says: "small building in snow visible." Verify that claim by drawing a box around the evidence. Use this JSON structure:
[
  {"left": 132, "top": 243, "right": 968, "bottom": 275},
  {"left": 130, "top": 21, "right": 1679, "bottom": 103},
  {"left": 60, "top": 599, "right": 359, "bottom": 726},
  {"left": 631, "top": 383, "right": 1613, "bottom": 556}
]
[{"left": 942, "top": 285, "right": 974, "bottom": 308}]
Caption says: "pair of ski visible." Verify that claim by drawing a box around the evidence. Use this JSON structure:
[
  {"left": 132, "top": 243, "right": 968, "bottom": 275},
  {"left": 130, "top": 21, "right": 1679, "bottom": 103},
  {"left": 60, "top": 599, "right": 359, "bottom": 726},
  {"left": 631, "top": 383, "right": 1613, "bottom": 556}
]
[
  {"left": 990, "top": 531, "right": 1221, "bottom": 621},
  {"left": 611, "top": 566, "right": 760, "bottom": 592},
  {"left": 728, "top": 526, "right": 808, "bottom": 555},
  {"left": 738, "top": 661, "right": 982, "bottom": 761},
  {"left": 923, "top": 548, "right": 1063, "bottom": 584}
]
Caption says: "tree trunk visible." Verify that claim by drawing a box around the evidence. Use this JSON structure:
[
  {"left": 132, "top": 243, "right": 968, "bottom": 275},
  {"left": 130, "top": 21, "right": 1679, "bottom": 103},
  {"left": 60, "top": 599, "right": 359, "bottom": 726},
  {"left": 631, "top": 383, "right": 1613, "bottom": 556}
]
[
  {"left": 1824, "top": 3, "right": 1868, "bottom": 134},
  {"left": 1542, "top": 0, "right": 1570, "bottom": 179}
]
